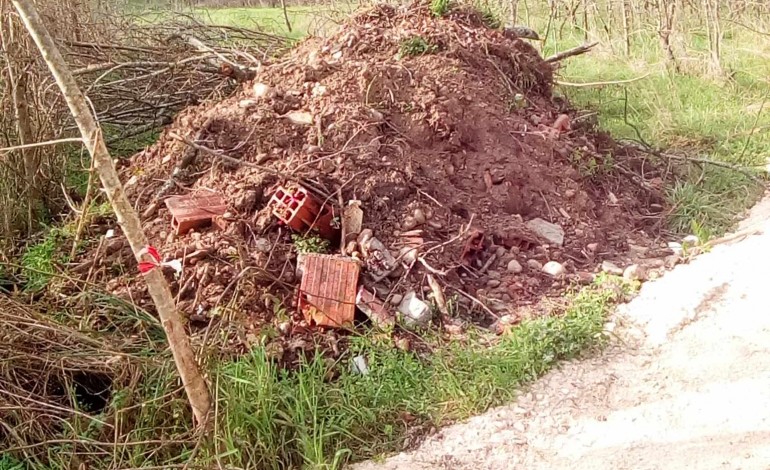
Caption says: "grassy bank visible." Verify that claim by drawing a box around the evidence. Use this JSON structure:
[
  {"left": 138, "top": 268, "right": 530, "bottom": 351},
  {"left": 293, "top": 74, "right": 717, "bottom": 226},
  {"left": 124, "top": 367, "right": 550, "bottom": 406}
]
[{"left": 5, "top": 278, "right": 622, "bottom": 469}]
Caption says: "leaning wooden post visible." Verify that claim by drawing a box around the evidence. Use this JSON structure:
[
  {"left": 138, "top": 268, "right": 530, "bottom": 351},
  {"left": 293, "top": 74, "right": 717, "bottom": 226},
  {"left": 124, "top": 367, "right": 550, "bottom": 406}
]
[{"left": 12, "top": 0, "right": 211, "bottom": 426}]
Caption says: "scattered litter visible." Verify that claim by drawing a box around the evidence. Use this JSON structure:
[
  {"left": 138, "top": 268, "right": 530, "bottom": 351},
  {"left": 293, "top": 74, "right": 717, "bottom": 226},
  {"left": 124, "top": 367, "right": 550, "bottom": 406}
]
[
  {"left": 351, "top": 355, "right": 369, "bottom": 375},
  {"left": 164, "top": 192, "right": 227, "bottom": 235},
  {"left": 356, "top": 286, "right": 396, "bottom": 329},
  {"left": 398, "top": 291, "right": 432, "bottom": 329},
  {"left": 269, "top": 185, "right": 339, "bottom": 241},
  {"left": 105, "top": 229, "right": 115, "bottom": 239},
  {"left": 358, "top": 230, "right": 398, "bottom": 282},
  {"left": 298, "top": 254, "right": 360, "bottom": 328},
  {"left": 525, "top": 218, "right": 564, "bottom": 246}
]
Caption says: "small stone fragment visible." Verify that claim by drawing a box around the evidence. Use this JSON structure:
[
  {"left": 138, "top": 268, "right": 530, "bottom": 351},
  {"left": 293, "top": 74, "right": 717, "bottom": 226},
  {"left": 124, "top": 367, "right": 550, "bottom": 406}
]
[
  {"left": 413, "top": 208, "right": 427, "bottom": 225},
  {"left": 507, "top": 259, "right": 523, "bottom": 273},
  {"left": 623, "top": 264, "right": 647, "bottom": 282},
  {"left": 495, "top": 246, "right": 507, "bottom": 258},
  {"left": 389, "top": 294, "right": 403, "bottom": 306},
  {"left": 402, "top": 216, "right": 418, "bottom": 231},
  {"left": 575, "top": 271, "right": 595, "bottom": 285},
  {"left": 526, "top": 218, "right": 565, "bottom": 246},
  {"left": 542, "top": 261, "right": 566, "bottom": 277},
  {"left": 527, "top": 259, "right": 543, "bottom": 271},
  {"left": 487, "top": 279, "right": 502, "bottom": 288},
  {"left": 586, "top": 243, "right": 598, "bottom": 252},
  {"left": 601, "top": 260, "right": 624, "bottom": 276}
]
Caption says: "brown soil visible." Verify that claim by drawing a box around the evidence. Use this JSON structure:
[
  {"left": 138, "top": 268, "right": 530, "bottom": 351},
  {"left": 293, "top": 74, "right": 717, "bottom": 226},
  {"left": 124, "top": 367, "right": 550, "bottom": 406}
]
[{"left": 76, "top": 2, "right": 668, "bottom": 362}]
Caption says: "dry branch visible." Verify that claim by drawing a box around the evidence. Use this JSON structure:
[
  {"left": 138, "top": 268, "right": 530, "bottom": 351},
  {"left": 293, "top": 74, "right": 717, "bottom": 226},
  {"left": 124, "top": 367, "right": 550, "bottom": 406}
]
[
  {"left": 545, "top": 41, "right": 599, "bottom": 63},
  {"left": 13, "top": 0, "right": 211, "bottom": 426}
]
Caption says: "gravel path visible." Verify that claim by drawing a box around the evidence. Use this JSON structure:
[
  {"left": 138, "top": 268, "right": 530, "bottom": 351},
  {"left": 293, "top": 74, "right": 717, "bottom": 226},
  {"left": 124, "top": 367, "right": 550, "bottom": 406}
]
[{"left": 355, "top": 195, "right": 770, "bottom": 470}]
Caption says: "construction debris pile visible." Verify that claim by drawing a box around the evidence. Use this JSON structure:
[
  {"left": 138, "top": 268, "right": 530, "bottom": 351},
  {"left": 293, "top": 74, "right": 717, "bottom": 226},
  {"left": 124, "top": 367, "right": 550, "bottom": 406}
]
[{"left": 76, "top": 2, "right": 672, "bottom": 360}]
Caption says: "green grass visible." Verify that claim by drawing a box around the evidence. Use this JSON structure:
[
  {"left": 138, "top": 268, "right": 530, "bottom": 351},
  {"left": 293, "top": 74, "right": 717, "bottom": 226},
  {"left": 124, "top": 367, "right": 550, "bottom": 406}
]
[
  {"left": 194, "top": 6, "right": 330, "bottom": 40},
  {"left": 20, "top": 227, "right": 72, "bottom": 292},
  {"left": 537, "top": 21, "right": 770, "bottom": 235}
]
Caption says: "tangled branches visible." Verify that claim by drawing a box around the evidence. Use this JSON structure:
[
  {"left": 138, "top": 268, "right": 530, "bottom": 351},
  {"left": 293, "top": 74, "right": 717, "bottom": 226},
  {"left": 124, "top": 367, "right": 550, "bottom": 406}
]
[{"left": 0, "top": 0, "right": 290, "bottom": 244}]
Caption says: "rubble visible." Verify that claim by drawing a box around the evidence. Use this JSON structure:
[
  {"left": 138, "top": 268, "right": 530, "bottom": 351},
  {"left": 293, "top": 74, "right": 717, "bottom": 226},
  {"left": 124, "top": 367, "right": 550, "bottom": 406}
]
[
  {"left": 165, "top": 192, "right": 227, "bottom": 235},
  {"left": 73, "top": 2, "right": 670, "bottom": 362},
  {"left": 601, "top": 261, "right": 624, "bottom": 276}
]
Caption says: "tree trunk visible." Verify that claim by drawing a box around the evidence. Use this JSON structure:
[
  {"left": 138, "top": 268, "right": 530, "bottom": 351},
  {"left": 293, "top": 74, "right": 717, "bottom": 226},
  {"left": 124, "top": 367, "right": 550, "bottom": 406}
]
[
  {"left": 12, "top": 0, "right": 211, "bottom": 426},
  {"left": 657, "top": 0, "right": 680, "bottom": 72},
  {"left": 621, "top": 0, "right": 631, "bottom": 56}
]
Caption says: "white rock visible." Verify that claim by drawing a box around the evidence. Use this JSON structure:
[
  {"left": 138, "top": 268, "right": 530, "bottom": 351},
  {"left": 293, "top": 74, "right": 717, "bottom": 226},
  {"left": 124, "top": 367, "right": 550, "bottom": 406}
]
[
  {"left": 526, "top": 218, "right": 565, "bottom": 246},
  {"left": 507, "top": 259, "right": 523, "bottom": 273},
  {"left": 542, "top": 261, "right": 566, "bottom": 277},
  {"left": 623, "top": 264, "right": 647, "bottom": 281},
  {"left": 601, "top": 260, "right": 624, "bottom": 276},
  {"left": 252, "top": 82, "right": 273, "bottom": 98},
  {"left": 586, "top": 243, "right": 598, "bottom": 252}
]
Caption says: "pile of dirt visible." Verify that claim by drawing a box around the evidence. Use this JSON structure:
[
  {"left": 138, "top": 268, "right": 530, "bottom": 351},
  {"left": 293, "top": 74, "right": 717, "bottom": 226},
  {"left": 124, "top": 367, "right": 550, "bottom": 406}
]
[{"left": 77, "top": 2, "right": 669, "bottom": 360}]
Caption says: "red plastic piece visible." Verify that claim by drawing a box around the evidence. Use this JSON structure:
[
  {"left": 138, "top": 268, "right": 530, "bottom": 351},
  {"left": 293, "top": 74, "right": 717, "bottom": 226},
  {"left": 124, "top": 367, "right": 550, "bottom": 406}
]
[
  {"left": 298, "top": 254, "right": 360, "bottom": 328},
  {"left": 268, "top": 186, "right": 339, "bottom": 241},
  {"left": 165, "top": 193, "right": 227, "bottom": 235}
]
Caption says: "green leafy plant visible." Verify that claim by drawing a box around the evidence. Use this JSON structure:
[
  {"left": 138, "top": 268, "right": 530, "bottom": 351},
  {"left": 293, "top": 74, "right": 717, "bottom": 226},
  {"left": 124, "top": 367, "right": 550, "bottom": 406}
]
[
  {"left": 398, "top": 36, "right": 437, "bottom": 59},
  {"left": 430, "top": 0, "right": 452, "bottom": 17},
  {"left": 292, "top": 233, "right": 330, "bottom": 254}
]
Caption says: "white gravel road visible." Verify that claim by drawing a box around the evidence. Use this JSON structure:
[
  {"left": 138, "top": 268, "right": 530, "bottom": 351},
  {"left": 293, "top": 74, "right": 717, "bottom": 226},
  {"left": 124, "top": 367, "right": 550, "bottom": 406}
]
[{"left": 355, "top": 194, "right": 770, "bottom": 470}]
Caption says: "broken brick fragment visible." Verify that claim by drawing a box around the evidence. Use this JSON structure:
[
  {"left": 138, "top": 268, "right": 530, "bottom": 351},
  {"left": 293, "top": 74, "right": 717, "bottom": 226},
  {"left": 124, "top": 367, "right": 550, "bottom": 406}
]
[{"left": 269, "top": 186, "right": 339, "bottom": 241}]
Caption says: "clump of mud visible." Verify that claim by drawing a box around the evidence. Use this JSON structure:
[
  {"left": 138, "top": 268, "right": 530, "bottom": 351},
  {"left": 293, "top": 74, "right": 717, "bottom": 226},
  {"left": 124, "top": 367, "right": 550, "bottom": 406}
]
[{"left": 79, "top": 2, "right": 667, "bottom": 361}]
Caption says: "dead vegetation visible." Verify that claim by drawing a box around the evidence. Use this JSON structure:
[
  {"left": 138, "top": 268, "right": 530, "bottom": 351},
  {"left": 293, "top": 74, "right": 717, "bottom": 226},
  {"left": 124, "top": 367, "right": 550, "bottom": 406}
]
[{"left": 0, "top": 0, "right": 289, "bottom": 246}]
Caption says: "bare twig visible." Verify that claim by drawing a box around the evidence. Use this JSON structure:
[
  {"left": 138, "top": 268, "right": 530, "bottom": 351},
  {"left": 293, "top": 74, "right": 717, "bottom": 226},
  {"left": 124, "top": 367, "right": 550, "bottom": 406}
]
[{"left": 545, "top": 41, "right": 599, "bottom": 63}]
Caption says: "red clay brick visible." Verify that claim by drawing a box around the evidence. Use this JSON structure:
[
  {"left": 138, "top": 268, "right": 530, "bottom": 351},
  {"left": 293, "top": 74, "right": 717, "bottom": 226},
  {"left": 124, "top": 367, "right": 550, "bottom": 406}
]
[
  {"left": 298, "top": 254, "right": 360, "bottom": 328},
  {"left": 165, "top": 193, "right": 227, "bottom": 235}
]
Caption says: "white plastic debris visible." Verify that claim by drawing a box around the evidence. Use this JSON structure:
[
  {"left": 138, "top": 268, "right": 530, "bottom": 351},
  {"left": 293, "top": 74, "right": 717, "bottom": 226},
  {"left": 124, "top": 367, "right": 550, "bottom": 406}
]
[
  {"left": 398, "top": 291, "right": 432, "bottom": 329},
  {"left": 105, "top": 229, "right": 115, "bottom": 239}
]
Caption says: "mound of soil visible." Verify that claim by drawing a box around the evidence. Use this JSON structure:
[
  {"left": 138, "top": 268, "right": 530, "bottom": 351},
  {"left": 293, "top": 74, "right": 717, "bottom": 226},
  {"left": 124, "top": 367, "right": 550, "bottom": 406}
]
[{"left": 81, "top": 2, "right": 668, "bottom": 358}]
